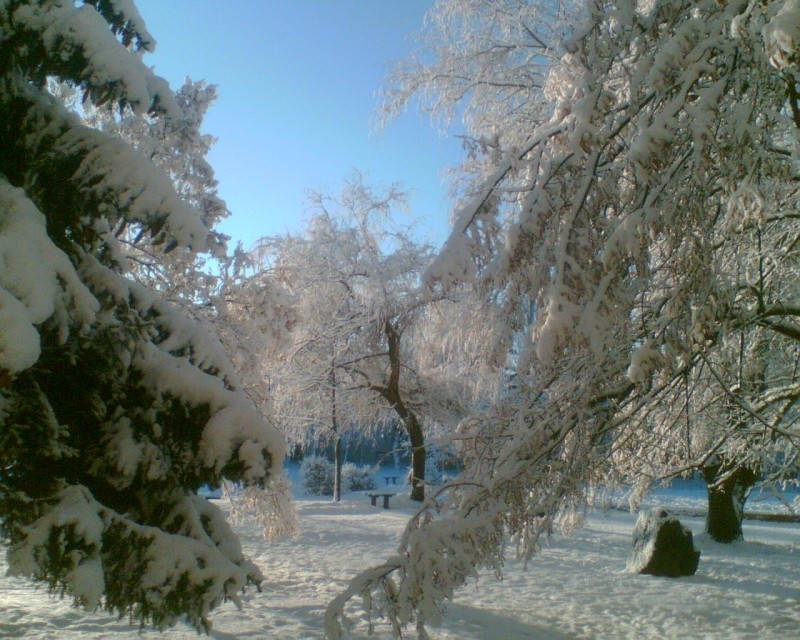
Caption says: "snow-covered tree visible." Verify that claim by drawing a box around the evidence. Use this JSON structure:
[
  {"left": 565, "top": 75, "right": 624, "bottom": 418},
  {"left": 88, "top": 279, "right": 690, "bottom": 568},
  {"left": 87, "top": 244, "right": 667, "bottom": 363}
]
[
  {"left": 259, "top": 175, "right": 495, "bottom": 502},
  {"left": 258, "top": 206, "right": 392, "bottom": 502},
  {"left": 88, "top": 78, "right": 231, "bottom": 304},
  {"left": 0, "top": 1, "right": 284, "bottom": 631},
  {"left": 83, "top": 74, "right": 295, "bottom": 419},
  {"left": 75, "top": 71, "right": 298, "bottom": 539},
  {"left": 615, "top": 211, "right": 800, "bottom": 541},
  {"left": 327, "top": 0, "right": 800, "bottom": 635},
  {"left": 103, "top": 76, "right": 298, "bottom": 538}
]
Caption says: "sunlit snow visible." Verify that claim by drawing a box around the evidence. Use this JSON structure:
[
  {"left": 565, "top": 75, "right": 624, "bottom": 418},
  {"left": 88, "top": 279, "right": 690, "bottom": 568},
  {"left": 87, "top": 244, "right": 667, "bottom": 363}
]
[{"left": 1, "top": 467, "right": 797, "bottom": 639}]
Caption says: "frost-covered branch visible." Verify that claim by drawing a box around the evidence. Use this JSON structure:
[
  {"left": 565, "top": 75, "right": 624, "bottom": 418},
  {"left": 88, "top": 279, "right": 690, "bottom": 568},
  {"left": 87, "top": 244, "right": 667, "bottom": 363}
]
[{"left": 332, "top": 0, "right": 800, "bottom": 633}]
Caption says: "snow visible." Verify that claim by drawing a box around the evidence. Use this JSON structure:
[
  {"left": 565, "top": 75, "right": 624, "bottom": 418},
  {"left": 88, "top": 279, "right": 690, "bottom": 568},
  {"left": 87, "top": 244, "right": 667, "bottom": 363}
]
[
  {"left": 7, "top": 486, "right": 107, "bottom": 610},
  {"left": 627, "top": 343, "right": 663, "bottom": 385},
  {"left": 11, "top": 1, "right": 174, "bottom": 115},
  {"left": 2, "top": 470, "right": 798, "bottom": 639},
  {"left": 76, "top": 254, "right": 286, "bottom": 485},
  {"left": 764, "top": 0, "right": 800, "bottom": 70},
  {"left": 0, "top": 181, "right": 99, "bottom": 373}
]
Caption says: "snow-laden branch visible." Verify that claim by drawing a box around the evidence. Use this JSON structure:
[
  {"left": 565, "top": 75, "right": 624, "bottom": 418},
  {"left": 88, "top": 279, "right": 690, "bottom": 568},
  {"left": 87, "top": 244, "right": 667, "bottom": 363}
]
[
  {"left": 6, "top": 0, "right": 177, "bottom": 115},
  {"left": 1, "top": 79, "right": 207, "bottom": 251}
]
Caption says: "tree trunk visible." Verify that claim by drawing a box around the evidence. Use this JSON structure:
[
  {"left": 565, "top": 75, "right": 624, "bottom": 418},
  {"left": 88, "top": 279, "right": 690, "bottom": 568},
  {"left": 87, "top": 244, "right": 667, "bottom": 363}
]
[
  {"left": 378, "top": 319, "right": 426, "bottom": 502},
  {"left": 406, "top": 412, "right": 427, "bottom": 502},
  {"left": 701, "top": 462, "right": 759, "bottom": 543},
  {"left": 331, "top": 363, "right": 342, "bottom": 502},
  {"left": 333, "top": 434, "right": 343, "bottom": 502}
]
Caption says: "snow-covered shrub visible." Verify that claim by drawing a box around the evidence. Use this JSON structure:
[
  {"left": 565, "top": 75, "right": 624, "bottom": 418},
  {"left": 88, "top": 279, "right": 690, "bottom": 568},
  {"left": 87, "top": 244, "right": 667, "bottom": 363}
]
[
  {"left": 343, "top": 463, "right": 377, "bottom": 491},
  {"left": 300, "top": 459, "right": 377, "bottom": 494},
  {"left": 300, "top": 456, "right": 335, "bottom": 495}
]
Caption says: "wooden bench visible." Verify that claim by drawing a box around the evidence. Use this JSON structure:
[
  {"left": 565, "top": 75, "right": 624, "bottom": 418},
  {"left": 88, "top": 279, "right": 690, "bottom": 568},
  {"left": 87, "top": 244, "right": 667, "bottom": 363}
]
[
  {"left": 366, "top": 492, "right": 396, "bottom": 509},
  {"left": 383, "top": 476, "right": 400, "bottom": 486}
]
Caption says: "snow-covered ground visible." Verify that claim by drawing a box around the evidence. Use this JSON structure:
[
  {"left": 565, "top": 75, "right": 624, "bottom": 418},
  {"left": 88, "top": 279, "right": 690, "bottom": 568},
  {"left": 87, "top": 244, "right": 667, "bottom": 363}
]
[{"left": 1, "top": 470, "right": 798, "bottom": 639}]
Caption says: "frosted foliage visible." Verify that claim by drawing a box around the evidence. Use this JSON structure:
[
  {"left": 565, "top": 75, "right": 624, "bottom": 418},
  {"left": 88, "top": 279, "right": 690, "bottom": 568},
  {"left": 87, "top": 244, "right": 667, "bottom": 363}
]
[
  {"left": 0, "top": 0, "right": 285, "bottom": 631},
  {"left": 260, "top": 176, "right": 491, "bottom": 505},
  {"left": 329, "top": 0, "right": 800, "bottom": 635},
  {"left": 626, "top": 344, "right": 663, "bottom": 385},
  {"left": 227, "top": 476, "right": 299, "bottom": 542}
]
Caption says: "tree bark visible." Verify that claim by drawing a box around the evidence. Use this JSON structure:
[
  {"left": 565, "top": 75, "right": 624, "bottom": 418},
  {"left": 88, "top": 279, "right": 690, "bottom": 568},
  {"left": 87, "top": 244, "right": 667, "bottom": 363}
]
[
  {"left": 333, "top": 433, "right": 342, "bottom": 502},
  {"left": 701, "top": 462, "right": 759, "bottom": 543},
  {"left": 377, "top": 319, "right": 426, "bottom": 502},
  {"left": 404, "top": 410, "right": 427, "bottom": 502}
]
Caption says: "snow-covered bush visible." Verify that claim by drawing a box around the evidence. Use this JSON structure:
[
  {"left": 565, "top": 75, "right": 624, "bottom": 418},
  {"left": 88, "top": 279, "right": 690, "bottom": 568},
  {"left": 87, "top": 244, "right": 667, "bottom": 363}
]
[
  {"left": 300, "top": 458, "right": 377, "bottom": 494},
  {"left": 300, "top": 456, "right": 335, "bottom": 495},
  {"left": 342, "top": 463, "right": 377, "bottom": 491}
]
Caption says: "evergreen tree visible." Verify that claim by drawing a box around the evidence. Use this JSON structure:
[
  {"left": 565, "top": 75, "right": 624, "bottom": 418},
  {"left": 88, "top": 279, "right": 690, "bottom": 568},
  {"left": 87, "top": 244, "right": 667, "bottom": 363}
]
[{"left": 0, "top": 1, "right": 284, "bottom": 632}]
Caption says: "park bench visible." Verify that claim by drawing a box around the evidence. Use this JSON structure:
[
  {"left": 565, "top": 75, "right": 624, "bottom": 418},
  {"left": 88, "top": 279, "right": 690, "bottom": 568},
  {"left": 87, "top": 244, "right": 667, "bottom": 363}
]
[
  {"left": 366, "top": 492, "right": 396, "bottom": 509},
  {"left": 383, "top": 476, "right": 400, "bottom": 485}
]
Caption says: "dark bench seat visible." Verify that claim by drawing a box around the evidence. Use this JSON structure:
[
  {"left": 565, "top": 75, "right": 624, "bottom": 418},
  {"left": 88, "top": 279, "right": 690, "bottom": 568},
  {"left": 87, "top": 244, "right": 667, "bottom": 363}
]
[{"left": 366, "top": 492, "right": 396, "bottom": 509}]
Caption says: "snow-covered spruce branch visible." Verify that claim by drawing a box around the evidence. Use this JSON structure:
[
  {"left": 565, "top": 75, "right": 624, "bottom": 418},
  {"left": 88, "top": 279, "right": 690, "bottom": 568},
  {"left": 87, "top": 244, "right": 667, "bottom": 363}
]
[
  {"left": 1, "top": 78, "right": 206, "bottom": 252},
  {"left": 7, "top": 484, "right": 262, "bottom": 633}
]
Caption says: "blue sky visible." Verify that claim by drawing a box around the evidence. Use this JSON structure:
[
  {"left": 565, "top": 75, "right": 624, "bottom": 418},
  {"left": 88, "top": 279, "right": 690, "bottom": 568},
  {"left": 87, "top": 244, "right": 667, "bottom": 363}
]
[{"left": 134, "top": 1, "right": 463, "bottom": 249}]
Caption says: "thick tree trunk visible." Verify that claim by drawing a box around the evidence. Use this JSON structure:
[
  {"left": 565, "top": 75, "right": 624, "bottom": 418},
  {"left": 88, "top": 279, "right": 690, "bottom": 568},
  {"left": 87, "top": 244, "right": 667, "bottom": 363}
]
[
  {"left": 701, "top": 462, "right": 759, "bottom": 543},
  {"left": 406, "top": 413, "right": 427, "bottom": 502}
]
